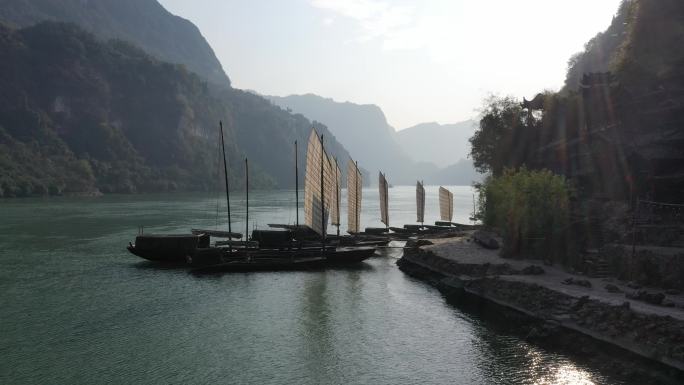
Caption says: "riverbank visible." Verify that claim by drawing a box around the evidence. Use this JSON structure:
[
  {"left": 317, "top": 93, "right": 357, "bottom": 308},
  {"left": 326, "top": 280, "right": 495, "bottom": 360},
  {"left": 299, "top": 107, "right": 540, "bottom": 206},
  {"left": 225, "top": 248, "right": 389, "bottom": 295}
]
[{"left": 397, "top": 233, "right": 684, "bottom": 380}]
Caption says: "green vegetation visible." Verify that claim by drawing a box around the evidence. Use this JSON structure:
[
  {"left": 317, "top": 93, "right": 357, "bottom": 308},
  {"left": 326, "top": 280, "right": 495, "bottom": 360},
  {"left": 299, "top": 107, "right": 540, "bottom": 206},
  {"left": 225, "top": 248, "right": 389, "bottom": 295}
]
[
  {"left": 471, "top": 0, "right": 684, "bottom": 261},
  {"left": 0, "top": 21, "right": 354, "bottom": 198},
  {"left": 0, "top": 0, "right": 230, "bottom": 86},
  {"left": 0, "top": 21, "right": 260, "bottom": 197},
  {"left": 471, "top": 0, "right": 684, "bottom": 201},
  {"left": 470, "top": 96, "right": 529, "bottom": 176},
  {"left": 477, "top": 168, "right": 572, "bottom": 263}
]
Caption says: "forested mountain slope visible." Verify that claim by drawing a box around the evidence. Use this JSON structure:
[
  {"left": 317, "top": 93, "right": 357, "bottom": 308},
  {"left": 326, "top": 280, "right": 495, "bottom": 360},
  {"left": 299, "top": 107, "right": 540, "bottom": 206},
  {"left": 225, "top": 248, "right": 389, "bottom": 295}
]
[
  {"left": 470, "top": 0, "right": 684, "bottom": 202},
  {"left": 0, "top": 0, "right": 230, "bottom": 86},
  {"left": 0, "top": 22, "right": 348, "bottom": 197}
]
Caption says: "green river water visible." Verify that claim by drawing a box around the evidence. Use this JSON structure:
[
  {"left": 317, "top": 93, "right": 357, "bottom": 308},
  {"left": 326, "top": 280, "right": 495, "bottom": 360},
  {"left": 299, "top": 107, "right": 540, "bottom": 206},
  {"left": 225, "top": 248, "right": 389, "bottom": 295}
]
[{"left": 0, "top": 187, "right": 640, "bottom": 384}]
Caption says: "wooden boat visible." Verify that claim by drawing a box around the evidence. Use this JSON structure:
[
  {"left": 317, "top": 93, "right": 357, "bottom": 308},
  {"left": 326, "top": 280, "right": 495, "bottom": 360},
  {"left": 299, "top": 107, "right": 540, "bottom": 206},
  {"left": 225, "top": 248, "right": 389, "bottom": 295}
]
[
  {"left": 258, "top": 133, "right": 389, "bottom": 249},
  {"left": 191, "top": 229, "right": 242, "bottom": 238},
  {"left": 191, "top": 129, "right": 377, "bottom": 272},
  {"left": 389, "top": 226, "right": 414, "bottom": 234},
  {"left": 189, "top": 244, "right": 376, "bottom": 273},
  {"left": 192, "top": 256, "right": 329, "bottom": 273},
  {"left": 127, "top": 233, "right": 209, "bottom": 262},
  {"left": 127, "top": 122, "right": 240, "bottom": 263},
  {"left": 434, "top": 221, "right": 481, "bottom": 230},
  {"left": 256, "top": 227, "right": 389, "bottom": 248}
]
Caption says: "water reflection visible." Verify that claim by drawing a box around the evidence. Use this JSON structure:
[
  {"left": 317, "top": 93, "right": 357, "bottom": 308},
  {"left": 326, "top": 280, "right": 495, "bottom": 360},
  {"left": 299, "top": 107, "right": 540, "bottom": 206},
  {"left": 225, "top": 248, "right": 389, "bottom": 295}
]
[
  {"left": 300, "top": 273, "right": 334, "bottom": 382},
  {"left": 463, "top": 301, "right": 610, "bottom": 385},
  {"left": 533, "top": 363, "right": 597, "bottom": 385},
  {"left": 0, "top": 191, "right": 664, "bottom": 385}
]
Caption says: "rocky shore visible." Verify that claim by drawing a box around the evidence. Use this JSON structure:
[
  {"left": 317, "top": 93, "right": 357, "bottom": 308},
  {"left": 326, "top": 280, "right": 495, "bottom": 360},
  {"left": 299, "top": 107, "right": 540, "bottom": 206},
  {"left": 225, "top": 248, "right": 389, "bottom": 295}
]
[{"left": 397, "top": 234, "right": 684, "bottom": 381}]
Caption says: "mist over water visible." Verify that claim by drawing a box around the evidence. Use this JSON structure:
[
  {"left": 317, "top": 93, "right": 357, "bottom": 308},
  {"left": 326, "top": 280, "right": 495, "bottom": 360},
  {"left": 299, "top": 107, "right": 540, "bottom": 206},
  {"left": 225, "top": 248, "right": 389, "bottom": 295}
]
[{"left": 0, "top": 187, "right": 624, "bottom": 384}]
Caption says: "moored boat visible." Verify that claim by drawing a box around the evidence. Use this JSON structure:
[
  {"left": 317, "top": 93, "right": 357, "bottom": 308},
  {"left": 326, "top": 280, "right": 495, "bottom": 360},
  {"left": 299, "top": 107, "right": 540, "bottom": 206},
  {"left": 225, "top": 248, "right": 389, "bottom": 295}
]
[
  {"left": 127, "top": 233, "right": 209, "bottom": 262},
  {"left": 184, "top": 129, "right": 377, "bottom": 272},
  {"left": 189, "top": 244, "right": 376, "bottom": 273},
  {"left": 127, "top": 122, "right": 240, "bottom": 263}
]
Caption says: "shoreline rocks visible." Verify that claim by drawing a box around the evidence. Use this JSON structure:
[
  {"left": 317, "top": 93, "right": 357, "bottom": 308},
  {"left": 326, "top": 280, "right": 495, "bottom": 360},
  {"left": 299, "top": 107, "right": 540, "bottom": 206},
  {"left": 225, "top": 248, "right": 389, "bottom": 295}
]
[{"left": 398, "top": 238, "right": 684, "bottom": 377}]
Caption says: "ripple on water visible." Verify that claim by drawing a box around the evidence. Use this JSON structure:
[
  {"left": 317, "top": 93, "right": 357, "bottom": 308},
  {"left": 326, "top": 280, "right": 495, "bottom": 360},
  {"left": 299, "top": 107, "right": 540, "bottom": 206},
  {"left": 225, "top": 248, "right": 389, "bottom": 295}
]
[{"left": 0, "top": 190, "right": 639, "bottom": 384}]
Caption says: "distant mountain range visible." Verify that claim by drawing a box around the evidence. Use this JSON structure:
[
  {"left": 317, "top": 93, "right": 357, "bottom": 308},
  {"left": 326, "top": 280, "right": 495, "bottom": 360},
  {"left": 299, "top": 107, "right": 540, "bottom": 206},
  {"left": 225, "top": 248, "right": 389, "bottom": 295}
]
[
  {"left": 266, "top": 94, "right": 414, "bottom": 181},
  {"left": 267, "top": 94, "right": 482, "bottom": 186},
  {"left": 396, "top": 120, "right": 477, "bottom": 168},
  {"left": 0, "top": 0, "right": 479, "bottom": 198}
]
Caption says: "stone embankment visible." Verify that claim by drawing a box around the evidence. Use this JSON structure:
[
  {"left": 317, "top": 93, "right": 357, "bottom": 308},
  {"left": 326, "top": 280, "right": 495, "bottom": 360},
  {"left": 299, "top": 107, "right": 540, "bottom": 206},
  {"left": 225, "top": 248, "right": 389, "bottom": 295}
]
[{"left": 398, "top": 234, "right": 684, "bottom": 377}]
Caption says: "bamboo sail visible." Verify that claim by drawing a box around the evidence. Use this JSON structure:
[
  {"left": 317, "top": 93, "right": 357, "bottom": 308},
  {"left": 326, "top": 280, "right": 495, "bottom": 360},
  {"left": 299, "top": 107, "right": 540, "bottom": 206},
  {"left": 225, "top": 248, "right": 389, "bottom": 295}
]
[
  {"left": 303, "top": 129, "right": 335, "bottom": 236},
  {"left": 329, "top": 157, "right": 342, "bottom": 229},
  {"left": 347, "top": 159, "right": 362, "bottom": 233},
  {"left": 379, "top": 172, "right": 389, "bottom": 228},
  {"left": 439, "top": 186, "right": 454, "bottom": 222},
  {"left": 416, "top": 181, "right": 425, "bottom": 224}
]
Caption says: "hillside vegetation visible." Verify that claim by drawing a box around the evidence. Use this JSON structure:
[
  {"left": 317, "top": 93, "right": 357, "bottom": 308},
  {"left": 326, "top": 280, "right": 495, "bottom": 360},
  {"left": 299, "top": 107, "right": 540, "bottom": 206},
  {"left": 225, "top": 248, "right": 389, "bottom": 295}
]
[
  {"left": 0, "top": 22, "right": 348, "bottom": 197},
  {"left": 471, "top": 0, "right": 684, "bottom": 202},
  {"left": 471, "top": 0, "right": 684, "bottom": 260},
  {"left": 0, "top": 0, "right": 230, "bottom": 86},
  {"left": 0, "top": 22, "right": 244, "bottom": 197}
]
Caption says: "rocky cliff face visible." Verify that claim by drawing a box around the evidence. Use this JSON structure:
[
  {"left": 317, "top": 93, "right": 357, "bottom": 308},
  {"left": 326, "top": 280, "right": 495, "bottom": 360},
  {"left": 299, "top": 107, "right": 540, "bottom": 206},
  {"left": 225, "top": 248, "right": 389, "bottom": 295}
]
[
  {"left": 0, "top": 3, "right": 355, "bottom": 195},
  {"left": 0, "top": 0, "right": 230, "bottom": 86}
]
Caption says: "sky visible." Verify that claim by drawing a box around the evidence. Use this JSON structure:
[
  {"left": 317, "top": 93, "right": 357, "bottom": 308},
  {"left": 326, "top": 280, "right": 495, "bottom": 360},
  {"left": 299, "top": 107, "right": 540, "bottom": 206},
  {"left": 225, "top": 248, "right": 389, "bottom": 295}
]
[{"left": 158, "top": 0, "right": 623, "bottom": 129}]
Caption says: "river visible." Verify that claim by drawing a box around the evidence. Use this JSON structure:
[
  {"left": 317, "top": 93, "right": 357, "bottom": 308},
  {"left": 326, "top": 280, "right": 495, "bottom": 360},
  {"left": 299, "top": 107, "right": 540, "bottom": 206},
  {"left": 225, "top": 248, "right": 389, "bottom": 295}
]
[{"left": 0, "top": 186, "right": 627, "bottom": 384}]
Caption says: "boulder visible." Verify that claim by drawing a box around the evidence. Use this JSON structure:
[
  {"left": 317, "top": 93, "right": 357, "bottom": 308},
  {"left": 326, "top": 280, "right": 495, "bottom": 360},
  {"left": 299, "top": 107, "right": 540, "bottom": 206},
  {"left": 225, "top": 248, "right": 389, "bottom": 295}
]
[{"left": 473, "top": 230, "right": 500, "bottom": 250}]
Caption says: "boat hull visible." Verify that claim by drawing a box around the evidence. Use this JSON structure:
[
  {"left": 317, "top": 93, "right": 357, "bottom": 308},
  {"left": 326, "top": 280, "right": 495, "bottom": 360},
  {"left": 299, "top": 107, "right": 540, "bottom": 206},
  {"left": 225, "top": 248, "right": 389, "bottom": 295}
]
[
  {"left": 191, "top": 256, "right": 328, "bottom": 273},
  {"left": 190, "top": 246, "right": 376, "bottom": 272},
  {"left": 127, "top": 234, "right": 209, "bottom": 262}
]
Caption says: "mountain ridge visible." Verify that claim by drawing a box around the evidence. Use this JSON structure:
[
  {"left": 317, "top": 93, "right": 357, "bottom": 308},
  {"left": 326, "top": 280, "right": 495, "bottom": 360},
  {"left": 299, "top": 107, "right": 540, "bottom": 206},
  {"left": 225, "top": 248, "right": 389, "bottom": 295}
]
[
  {"left": 267, "top": 93, "right": 482, "bottom": 185},
  {"left": 0, "top": 1, "right": 360, "bottom": 197},
  {"left": 0, "top": 21, "right": 352, "bottom": 197},
  {"left": 267, "top": 93, "right": 417, "bottom": 183},
  {"left": 396, "top": 120, "right": 477, "bottom": 168},
  {"left": 0, "top": 0, "right": 230, "bottom": 86}
]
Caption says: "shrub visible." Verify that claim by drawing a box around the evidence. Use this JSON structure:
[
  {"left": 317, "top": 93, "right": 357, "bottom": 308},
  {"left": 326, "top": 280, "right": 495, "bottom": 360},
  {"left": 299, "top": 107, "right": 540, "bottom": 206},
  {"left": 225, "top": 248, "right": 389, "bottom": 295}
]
[{"left": 477, "top": 167, "right": 573, "bottom": 263}]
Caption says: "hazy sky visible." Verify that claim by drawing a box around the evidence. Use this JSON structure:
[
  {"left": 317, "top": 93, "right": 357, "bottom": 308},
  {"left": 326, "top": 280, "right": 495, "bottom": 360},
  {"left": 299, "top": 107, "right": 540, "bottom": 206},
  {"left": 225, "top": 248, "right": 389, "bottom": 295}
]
[{"left": 158, "top": 0, "right": 622, "bottom": 129}]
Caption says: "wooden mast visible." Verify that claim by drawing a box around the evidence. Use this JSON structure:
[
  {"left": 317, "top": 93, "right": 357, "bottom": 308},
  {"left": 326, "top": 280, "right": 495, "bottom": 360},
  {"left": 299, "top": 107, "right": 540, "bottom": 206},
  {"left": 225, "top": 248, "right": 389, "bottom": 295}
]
[
  {"left": 335, "top": 158, "right": 340, "bottom": 237},
  {"left": 245, "top": 158, "right": 249, "bottom": 242},
  {"left": 421, "top": 180, "right": 424, "bottom": 226},
  {"left": 320, "top": 134, "right": 325, "bottom": 247},
  {"left": 219, "top": 121, "right": 233, "bottom": 246},
  {"left": 295, "top": 140, "right": 299, "bottom": 228},
  {"left": 355, "top": 161, "right": 360, "bottom": 232}
]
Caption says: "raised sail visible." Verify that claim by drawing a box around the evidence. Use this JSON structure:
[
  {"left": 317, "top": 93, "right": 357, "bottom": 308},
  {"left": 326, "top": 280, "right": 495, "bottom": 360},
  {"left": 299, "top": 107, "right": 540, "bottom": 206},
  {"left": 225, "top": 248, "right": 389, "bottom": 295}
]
[
  {"left": 379, "top": 172, "right": 389, "bottom": 227},
  {"left": 329, "top": 157, "right": 341, "bottom": 228},
  {"left": 304, "top": 129, "right": 330, "bottom": 235},
  {"left": 439, "top": 186, "right": 454, "bottom": 222},
  {"left": 416, "top": 181, "right": 425, "bottom": 224},
  {"left": 347, "top": 159, "right": 362, "bottom": 233}
]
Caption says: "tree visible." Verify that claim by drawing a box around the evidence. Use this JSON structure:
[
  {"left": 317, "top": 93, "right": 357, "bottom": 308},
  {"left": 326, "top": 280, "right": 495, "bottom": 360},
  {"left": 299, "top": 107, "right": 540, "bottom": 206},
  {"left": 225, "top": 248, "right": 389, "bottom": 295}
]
[{"left": 469, "top": 96, "right": 527, "bottom": 176}]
